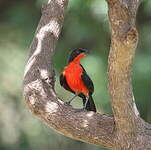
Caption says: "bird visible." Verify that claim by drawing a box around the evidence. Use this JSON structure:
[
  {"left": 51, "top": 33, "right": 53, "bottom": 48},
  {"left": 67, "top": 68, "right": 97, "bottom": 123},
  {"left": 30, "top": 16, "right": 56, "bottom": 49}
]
[{"left": 59, "top": 48, "right": 96, "bottom": 112}]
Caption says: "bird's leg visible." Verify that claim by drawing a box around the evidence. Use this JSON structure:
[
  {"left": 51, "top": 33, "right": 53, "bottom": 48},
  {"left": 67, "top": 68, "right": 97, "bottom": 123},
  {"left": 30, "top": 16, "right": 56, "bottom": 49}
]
[
  {"left": 74, "top": 96, "right": 89, "bottom": 112},
  {"left": 65, "top": 94, "right": 78, "bottom": 105},
  {"left": 83, "top": 95, "right": 89, "bottom": 110}
]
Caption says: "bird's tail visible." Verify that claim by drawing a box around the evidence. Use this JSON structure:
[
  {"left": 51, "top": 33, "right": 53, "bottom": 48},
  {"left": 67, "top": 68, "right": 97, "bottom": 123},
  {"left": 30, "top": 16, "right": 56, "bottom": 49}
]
[{"left": 82, "top": 95, "right": 96, "bottom": 112}]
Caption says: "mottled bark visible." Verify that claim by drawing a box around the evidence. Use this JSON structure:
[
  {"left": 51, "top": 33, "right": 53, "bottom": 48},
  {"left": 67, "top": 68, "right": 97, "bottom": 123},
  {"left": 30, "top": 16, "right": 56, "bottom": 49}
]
[
  {"left": 107, "top": 0, "right": 151, "bottom": 149},
  {"left": 23, "top": 0, "right": 151, "bottom": 149}
]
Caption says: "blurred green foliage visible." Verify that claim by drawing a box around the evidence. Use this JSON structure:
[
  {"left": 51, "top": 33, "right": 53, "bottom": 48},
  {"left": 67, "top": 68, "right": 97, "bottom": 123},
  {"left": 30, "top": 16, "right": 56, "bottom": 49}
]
[{"left": 0, "top": 0, "right": 151, "bottom": 150}]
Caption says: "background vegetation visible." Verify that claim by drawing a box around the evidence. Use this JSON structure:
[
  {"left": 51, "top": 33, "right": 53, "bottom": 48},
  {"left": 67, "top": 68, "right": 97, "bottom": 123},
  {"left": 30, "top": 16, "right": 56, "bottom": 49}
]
[{"left": 0, "top": 0, "right": 150, "bottom": 150}]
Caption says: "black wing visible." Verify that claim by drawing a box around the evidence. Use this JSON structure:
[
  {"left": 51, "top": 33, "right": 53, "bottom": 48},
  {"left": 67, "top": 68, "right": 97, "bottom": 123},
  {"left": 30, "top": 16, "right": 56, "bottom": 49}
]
[
  {"left": 80, "top": 65, "right": 94, "bottom": 95},
  {"left": 59, "top": 72, "right": 75, "bottom": 94}
]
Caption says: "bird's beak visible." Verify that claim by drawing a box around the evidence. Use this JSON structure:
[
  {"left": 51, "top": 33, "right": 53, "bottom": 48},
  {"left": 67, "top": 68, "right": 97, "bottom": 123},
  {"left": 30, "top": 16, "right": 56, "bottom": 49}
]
[{"left": 84, "top": 49, "right": 89, "bottom": 54}]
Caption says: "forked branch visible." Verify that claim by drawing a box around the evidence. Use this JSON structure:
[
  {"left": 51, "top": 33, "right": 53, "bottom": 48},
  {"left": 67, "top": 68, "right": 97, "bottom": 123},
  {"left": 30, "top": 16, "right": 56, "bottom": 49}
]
[{"left": 23, "top": 0, "right": 151, "bottom": 149}]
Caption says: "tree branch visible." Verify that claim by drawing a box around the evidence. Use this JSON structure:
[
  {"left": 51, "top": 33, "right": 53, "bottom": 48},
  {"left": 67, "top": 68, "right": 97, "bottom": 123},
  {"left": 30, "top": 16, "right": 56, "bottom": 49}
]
[
  {"left": 107, "top": 0, "right": 141, "bottom": 132},
  {"left": 23, "top": 0, "right": 115, "bottom": 148},
  {"left": 24, "top": 79, "right": 115, "bottom": 148},
  {"left": 107, "top": 0, "right": 151, "bottom": 149},
  {"left": 23, "top": 0, "right": 151, "bottom": 149}
]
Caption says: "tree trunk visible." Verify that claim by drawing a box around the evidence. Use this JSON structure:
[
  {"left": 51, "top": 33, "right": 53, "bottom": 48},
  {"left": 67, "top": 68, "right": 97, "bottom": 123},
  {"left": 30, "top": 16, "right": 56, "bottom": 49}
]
[{"left": 23, "top": 0, "right": 151, "bottom": 149}]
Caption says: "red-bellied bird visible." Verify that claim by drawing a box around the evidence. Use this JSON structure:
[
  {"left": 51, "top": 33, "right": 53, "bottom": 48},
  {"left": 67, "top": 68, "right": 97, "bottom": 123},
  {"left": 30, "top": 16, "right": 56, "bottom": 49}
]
[{"left": 60, "top": 48, "right": 96, "bottom": 112}]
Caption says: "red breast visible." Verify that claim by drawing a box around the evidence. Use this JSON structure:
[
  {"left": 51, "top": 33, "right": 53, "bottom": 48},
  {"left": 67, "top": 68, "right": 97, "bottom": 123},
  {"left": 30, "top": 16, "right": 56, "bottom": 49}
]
[{"left": 64, "top": 62, "right": 89, "bottom": 95}]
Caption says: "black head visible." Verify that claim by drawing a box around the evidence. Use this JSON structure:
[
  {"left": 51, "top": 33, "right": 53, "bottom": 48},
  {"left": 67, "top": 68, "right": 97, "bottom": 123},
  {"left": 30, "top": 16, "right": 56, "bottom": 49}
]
[{"left": 68, "top": 48, "right": 89, "bottom": 63}]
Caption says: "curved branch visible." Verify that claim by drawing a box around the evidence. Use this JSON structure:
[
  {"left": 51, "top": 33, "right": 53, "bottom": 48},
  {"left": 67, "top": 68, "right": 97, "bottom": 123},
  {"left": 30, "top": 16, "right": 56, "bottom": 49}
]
[
  {"left": 23, "top": 0, "right": 115, "bottom": 149},
  {"left": 24, "top": 80, "right": 115, "bottom": 148}
]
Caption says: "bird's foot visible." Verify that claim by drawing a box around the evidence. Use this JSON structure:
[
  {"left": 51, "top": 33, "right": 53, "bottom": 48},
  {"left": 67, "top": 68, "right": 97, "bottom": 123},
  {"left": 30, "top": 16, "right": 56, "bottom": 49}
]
[{"left": 64, "top": 101, "right": 71, "bottom": 105}]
